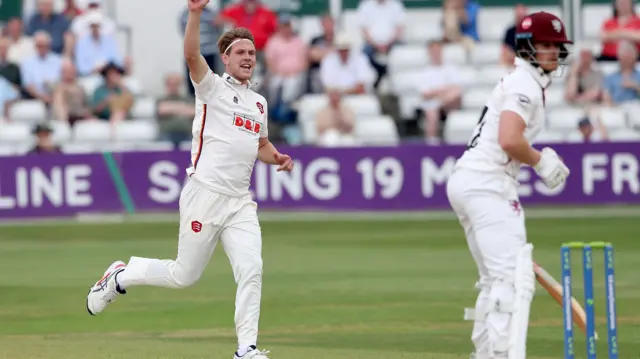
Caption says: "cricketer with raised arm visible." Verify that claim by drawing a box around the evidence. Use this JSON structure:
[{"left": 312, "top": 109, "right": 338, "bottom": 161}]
[
  {"left": 85, "top": 1, "right": 293, "bottom": 358},
  {"left": 446, "top": 12, "right": 572, "bottom": 359}
]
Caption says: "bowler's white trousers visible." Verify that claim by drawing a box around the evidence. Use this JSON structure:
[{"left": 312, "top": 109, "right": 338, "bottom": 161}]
[
  {"left": 446, "top": 168, "right": 529, "bottom": 358},
  {"left": 117, "top": 178, "right": 263, "bottom": 345}
]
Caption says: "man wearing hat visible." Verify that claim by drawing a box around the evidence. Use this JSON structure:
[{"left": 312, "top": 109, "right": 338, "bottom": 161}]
[
  {"left": 70, "top": 0, "right": 116, "bottom": 37},
  {"left": 27, "top": 123, "right": 62, "bottom": 154},
  {"left": 74, "top": 11, "right": 124, "bottom": 76},
  {"left": 90, "top": 62, "right": 133, "bottom": 124},
  {"left": 319, "top": 32, "right": 376, "bottom": 95}
]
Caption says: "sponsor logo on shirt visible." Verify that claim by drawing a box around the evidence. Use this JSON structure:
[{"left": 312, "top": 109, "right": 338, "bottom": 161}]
[{"left": 233, "top": 113, "right": 262, "bottom": 135}]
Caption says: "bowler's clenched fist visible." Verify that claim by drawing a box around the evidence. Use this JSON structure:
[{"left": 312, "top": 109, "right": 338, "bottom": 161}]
[
  {"left": 274, "top": 153, "right": 294, "bottom": 172},
  {"left": 188, "top": 0, "right": 209, "bottom": 11}
]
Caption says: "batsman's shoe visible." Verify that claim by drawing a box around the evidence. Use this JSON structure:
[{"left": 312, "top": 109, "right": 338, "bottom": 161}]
[
  {"left": 234, "top": 346, "right": 271, "bottom": 359},
  {"left": 86, "top": 260, "right": 126, "bottom": 315}
]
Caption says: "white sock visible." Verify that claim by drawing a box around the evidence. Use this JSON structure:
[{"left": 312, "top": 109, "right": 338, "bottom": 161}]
[{"left": 236, "top": 344, "right": 255, "bottom": 357}]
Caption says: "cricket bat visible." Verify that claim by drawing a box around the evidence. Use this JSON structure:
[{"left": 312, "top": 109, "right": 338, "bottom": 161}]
[{"left": 533, "top": 261, "right": 597, "bottom": 339}]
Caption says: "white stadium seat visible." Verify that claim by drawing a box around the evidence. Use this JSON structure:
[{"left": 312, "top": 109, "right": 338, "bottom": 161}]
[
  {"left": 123, "top": 76, "right": 143, "bottom": 96},
  {"left": 443, "top": 110, "right": 478, "bottom": 144},
  {"left": 296, "top": 94, "right": 328, "bottom": 123},
  {"left": 398, "top": 94, "right": 422, "bottom": 120},
  {"left": 442, "top": 44, "right": 467, "bottom": 65},
  {"left": 354, "top": 115, "right": 399, "bottom": 146},
  {"left": 599, "top": 62, "right": 619, "bottom": 76},
  {"left": 343, "top": 94, "right": 382, "bottom": 117},
  {"left": 404, "top": 20, "right": 443, "bottom": 45},
  {"left": 113, "top": 120, "right": 159, "bottom": 142},
  {"left": 536, "top": 131, "right": 566, "bottom": 144},
  {"left": 389, "top": 69, "right": 424, "bottom": 94},
  {"left": 547, "top": 107, "right": 586, "bottom": 132},
  {"left": 609, "top": 130, "right": 640, "bottom": 142},
  {"left": 62, "top": 142, "right": 98, "bottom": 154},
  {"left": 50, "top": 120, "right": 72, "bottom": 144},
  {"left": 564, "top": 131, "right": 587, "bottom": 143},
  {"left": 478, "top": 7, "right": 512, "bottom": 41},
  {"left": 0, "top": 122, "right": 31, "bottom": 143},
  {"left": 476, "top": 65, "right": 510, "bottom": 86},
  {"left": 8, "top": 100, "right": 47, "bottom": 124},
  {"left": 582, "top": 5, "right": 611, "bottom": 39},
  {"left": 544, "top": 86, "right": 565, "bottom": 108},
  {"left": 99, "top": 142, "right": 137, "bottom": 152},
  {"left": 134, "top": 141, "right": 176, "bottom": 151},
  {"left": 462, "top": 87, "right": 492, "bottom": 109},
  {"left": 389, "top": 45, "right": 429, "bottom": 72},
  {"left": 470, "top": 42, "right": 501, "bottom": 65},
  {"left": 130, "top": 96, "right": 157, "bottom": 118},
  {"left": 73, "top": 120, "right": 112, "bottom": 142},
  {"left": 598, "top": 107, "right": 627, "bottom": 130},
  {"left": 457, "top": 67, "right": 478, "bottom": 86},
  {"left": 0, "top": 144, "right": 17, "bottom": 156}
]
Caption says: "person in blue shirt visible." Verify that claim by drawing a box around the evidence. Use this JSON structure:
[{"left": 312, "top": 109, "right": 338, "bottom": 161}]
[
  {"left": 26, "top": 0, "right": 71, "bottom": 55},
  {"left": 442, "top": 0, "right": 480, "bottom": 52},
  {"left": 603, "top": 40, "right": 640, "bottom": 105},
  {"left": 74, "top": 11, "right": 123, "bottom": 76}
]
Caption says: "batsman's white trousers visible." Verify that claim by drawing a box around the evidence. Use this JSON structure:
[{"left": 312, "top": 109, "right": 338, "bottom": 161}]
[
  {"left": 446, "top": 168, "right": 529, "bottom": 358},
  {"left": 117, "top": 178, "right": 263, "bottom": 345}
]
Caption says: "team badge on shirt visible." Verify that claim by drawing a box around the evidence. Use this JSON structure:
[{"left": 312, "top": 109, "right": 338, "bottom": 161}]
[
  {"left": 233, "top": 113, "right": 262, "bottom": 134},
  {"left": 256, "top": 102, "right": 264, "bottom": 114}
]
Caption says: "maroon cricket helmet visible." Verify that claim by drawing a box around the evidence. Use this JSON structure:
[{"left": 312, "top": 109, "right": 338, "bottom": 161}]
[{"left": 516, "top": 11, "right": 573, "bottom": 45}]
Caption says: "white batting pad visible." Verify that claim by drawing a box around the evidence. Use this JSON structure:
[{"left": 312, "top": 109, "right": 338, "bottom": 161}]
[{"left": 508, "top": 243, "right": 535, "bottom": 359}]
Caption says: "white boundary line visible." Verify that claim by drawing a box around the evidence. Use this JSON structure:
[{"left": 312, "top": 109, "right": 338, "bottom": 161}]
[{"left": 0, "top": 206, "right": 638, "bottom": 227}]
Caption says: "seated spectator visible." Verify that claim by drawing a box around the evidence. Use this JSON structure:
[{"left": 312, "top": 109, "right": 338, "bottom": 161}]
[
  {"left": 179, "top": 3, "right": 222, "bottom": 97},
  {"left": 442, "top": 0, "right": 480, "bottom": 53},
  {"left": 501, "top": 4, "right": 527, "bottom": 68},
  {"left": 27, "top": 123, "right": 62, "bottom": 154},
  {"left": 91, "top": 62, "right": 133, "bottom": 125},
  {"left": 219, "top": 0, "right": 277, "bottom": 72},
  {"left": 308, "top": 14, "right": 335, "bottom": 94},
  {"left": 75, "top": 11, "right": 123, "bottom": 76},
  {"left": 417, "top": 40, "right": 464, "bottom": 143},
  {"left": 0, "top": 37, "right": 22, "bottom": 91},
  {"left": 21, "top": 31, "right": 63, "bottom": 105},
  {"left": 4, "top": 17, "right": 36, "bottom": 65},
  {"left": 63, "top": 0, "right": 84, "bottom": 21},
  {"left": 319, "top": 34, "right": 376, "bottom": 95},
  {"left": 357, "top": 0, "right": 406, "bottom": 90},
  {"left": 565, "top": 48, "right": 604, "bottom": 106},
  {"left": 603, "top": 41, "right": 640, "bottom": 107},
  {"left": 599, "top": 0, "right": 640, "bottom": 61},
  {"left": 264, "top": 14, "right": 307, "bottom": 136},
  {"left": 26, "top": 0, "right": 71, "bottom": 55},
  {"left": 157, "top": 73, "right": 194, "bottom": 148},
  {"left": 315, "top": 90, "right": 357, "bottom": 147},
  {"left": 0, "top": 76, "right": 20, "bottom": 120},
  {"left": 52, "top": 59, "right": 92, "bottom": 126},
  {"left": 70, "top": 0, "right": 116, "bottom": 37},
  {"left": 577, "top": 117, "right": 608, "bottom": 142}
]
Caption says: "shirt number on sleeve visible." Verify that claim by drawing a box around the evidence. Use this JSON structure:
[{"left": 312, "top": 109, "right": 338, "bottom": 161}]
[{"left": 466, "top": 106, "right": 488, "bottom": 150}]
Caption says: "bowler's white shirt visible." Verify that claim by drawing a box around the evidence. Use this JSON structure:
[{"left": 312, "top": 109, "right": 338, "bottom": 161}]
[
  {"left": 356, "top": 0, "right": 406, "bottom": 45},
  {"left": 320, "top": 51, "right": 375, "bottom": 92},
  {"left": 188, "top": 71, "right": 269, "bottom": 197},
  {"left": 455, "top": 58, "right": 550, "bottom": 179}
]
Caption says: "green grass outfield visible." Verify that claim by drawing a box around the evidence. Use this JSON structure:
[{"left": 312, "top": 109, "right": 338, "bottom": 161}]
[{"left": 0, "top": 208, "right": 638, "bottom": 359}]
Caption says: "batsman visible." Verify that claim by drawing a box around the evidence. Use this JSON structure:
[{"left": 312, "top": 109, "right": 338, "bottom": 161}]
[{"left": 445, "top": 12, "right": 573, "bottom": 359}]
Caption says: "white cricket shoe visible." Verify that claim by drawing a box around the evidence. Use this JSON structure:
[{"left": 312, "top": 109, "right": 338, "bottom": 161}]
[
  {"left": 86, "top": 260, "right": 126, "bottom": 315},
  {"left": 234, "top": 346, "right": 271, "bottom": 359}
]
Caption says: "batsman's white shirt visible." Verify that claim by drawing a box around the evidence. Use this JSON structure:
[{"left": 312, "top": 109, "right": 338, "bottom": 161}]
[
  {"left": 187, "top": 71, "right": 269, "bottom": 197},
  {"left": 454, "top": 57, "right": 550, "bottom": 180}
]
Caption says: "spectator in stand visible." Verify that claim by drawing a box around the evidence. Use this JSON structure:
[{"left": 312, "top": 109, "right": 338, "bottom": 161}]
[
  {"left": 308, "top": 14, "right": 335, "bottom": 94},
  {"left": 21, "top": 31, "right": 62, "bottom": 105},
  {"left": 319, "top": 33, "right": 376, "bottom": 95},
  {"left": 565, "top": 48, "right": 604, "bottom": 106},
  {"left": 91, "top": 62, "right": 133, "bottom": 125},
  {"left": 603, "top": 41, "right": 640, "bottom": 107},
  {"left": 576, "top": 117, "right": 608, "bottom": 143},
  {"left": 442, "top": 0, "right": 480, "bottom": 53},
  {"left": 598, "top": 0, "right": 640, "bottom": 61},
  {"left": 63, "top": 0, "right": 84, "bottom": 21},
  {"left": 52, "top": 59, "right": 92, "bottom": 126},
  {"left": 0, "top": 37, "right": 22, "bottom": 92},
  {"left": 157, "top": 73, "right": 194, "bottom": 148},
  {"left": 417, "top": 40, "right": 464, "bottom": 144},
  {"left": 315, "top": 90, "right": 357, "bottom": 147},
  {"left": 264, "top": 13, "right": 307, "bottom": 143},
  {"left": 500, "top": 4, "right": 528, "bottom": 68},
  {"left": 0, "top": 76, "right": 20, "bottom": 120},
  {"left": 4, "top": 17, "right": 36, "bottom": 65},
  {"left": 70, "top": 0, "right": 116, "bottom": 37},
  {"left": 74, "top": 11, "right": 123, "bottom": 76},
  {"left": 219, "top": 0, "right": 277, "bottom": 71},
  {"left": 26, "top": 0, "right": 71, "bottom": 55},
  {"left": 179, "top": 3, "right": 222, "bottom": 97},
  {"left": 27, "top": 123, "right": 62, "bottom": 154},
  {"left": 356, "top": 0, "right": 406, "bottom": 90}
]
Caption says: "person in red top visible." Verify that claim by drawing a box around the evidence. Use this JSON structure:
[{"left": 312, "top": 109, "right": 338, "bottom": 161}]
[
  {"left": 599, "top": 0, "right": 640, "bottom": 61},
  {"left": 220, "top": 0, "right": 277, "bottom": 51}
]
